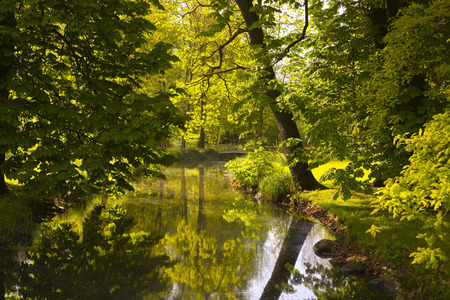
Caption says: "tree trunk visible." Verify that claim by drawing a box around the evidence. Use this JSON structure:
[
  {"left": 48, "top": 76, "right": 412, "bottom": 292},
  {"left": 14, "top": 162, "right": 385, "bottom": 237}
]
[
  {"left": 198, "top": 126, "right": 205, "bottom": 149},
  {"left": 197, "top": 100, "right": 206, "bottom": 149},
  {"left": 235, "top": 0, "right": 325, "bottom": 190}
]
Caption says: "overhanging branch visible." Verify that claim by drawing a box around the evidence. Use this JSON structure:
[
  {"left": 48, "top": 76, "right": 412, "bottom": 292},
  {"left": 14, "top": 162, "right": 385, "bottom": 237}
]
[{"left": 274, "top": 0, "right": 309, "bottom": 64}]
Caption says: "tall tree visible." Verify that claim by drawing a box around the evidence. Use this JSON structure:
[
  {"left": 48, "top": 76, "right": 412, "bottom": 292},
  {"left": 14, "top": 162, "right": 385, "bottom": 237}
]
[
  {"left": 234, "top": 0, "right": 325, "bottom": 190},
  {"left": 0, "top": 0, "right": 183, "bottom": 200},
  {"left": 280, "top": 0, "right": 448, "bottom": 197}
]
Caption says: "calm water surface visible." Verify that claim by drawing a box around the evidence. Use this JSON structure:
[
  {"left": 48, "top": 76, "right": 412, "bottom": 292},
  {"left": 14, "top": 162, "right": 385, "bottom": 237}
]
[{"left": 4, "top": 162, "right": 387, "bottom": 299}]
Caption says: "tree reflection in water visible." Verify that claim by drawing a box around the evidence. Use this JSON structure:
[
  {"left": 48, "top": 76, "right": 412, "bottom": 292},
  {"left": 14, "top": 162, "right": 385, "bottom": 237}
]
[
  {"left": 163, "top": 220, "right": 256, "bottom": 299},
  {"left": 12, "top": 205, "right": 170, "bottom": 299},
  {"left": 287, "top": 263, "right": 390, "bottom": 300}
]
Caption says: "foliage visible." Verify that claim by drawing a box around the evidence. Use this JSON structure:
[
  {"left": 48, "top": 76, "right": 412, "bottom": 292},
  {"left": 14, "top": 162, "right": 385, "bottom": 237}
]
[
  {"left": 0, "top": 0, "right": 184, "bottom": 201},
  {"left": 146, "top": 0, "right": 251, "bottom": 147},
  {"left": 375, "top": 111, "right": 450, "bottom": 269},
  {"left": 162, "top": 220, "right": 254, "bottom": 299},
  {"left": 281, "top": 0, "right": 449, "bottom": 198},
  {"left": 259, "top": 167, "right": 294, "bottom": 203},
  {"left": 301, "top": 189, "right": 449, "bottom": 298},
  {"left": 225, "top": 142, "right": 278, "bottom": 190},
  {"left": 12, "top": 205, "right": 170, "bottom": 299}
]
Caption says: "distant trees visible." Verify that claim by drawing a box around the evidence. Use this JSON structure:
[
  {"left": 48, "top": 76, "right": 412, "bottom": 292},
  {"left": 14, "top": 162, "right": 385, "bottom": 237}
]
[
  {"left": 1, "top": 0, "right": 448, "bottom": 214},
  {"left": 0, "top": 0, "right": 183, "bottom": 200}
]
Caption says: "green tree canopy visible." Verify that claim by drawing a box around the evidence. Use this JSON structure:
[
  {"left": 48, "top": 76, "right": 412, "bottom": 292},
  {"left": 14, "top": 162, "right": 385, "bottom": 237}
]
[{"left": 0, "top": 0, "right": 184, "bottom": 201}]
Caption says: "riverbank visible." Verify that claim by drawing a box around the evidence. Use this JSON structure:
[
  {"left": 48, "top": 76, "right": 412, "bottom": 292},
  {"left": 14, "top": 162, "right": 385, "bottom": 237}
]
[{"left": 290, "top": 189, "right": 450, "bottom": 300}]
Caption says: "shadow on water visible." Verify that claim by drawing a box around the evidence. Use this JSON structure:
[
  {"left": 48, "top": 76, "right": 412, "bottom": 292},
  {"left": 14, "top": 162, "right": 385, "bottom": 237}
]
[
  {"left": 3, "top": 162, "right": 387, "bottom": 299},
  {"left": 259, "top": 218, "right": 313, "bottom": 299}
]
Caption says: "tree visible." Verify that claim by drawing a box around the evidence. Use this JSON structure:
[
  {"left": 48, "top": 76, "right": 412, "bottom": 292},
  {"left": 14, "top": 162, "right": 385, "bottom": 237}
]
[
  {"left": 371, "top": 0, "right": 450, "bottom": 269},
  {"left": 279, "top": 0, "right": 448, "bottom": 197},
  {"left": 375, "top": 110, "right": 450, "bottom": 270},
  {"left": 0, "top": 0, "right": 184, "bottom": 201},
  {"left": 146, "top": 0, "right": 251, "bottom": 148},
  {"left": 233, "top": 0, "right": 325, "bottom": 190}
]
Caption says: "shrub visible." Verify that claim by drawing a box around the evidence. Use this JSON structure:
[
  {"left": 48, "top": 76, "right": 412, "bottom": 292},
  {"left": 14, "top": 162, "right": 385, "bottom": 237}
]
[
  {"left": 225, "top": 144, "right": 276, "bottom": 190},
  {"left": 375, "top": 110, "right": 450, "bottom": 269}
]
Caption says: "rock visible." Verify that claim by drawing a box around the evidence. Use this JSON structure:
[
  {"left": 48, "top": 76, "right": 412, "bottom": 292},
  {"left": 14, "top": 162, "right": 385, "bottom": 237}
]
[
  {"left": 329, "top": 258, "right": 345, "bottom": 267},
  {"left": 369, "top": 277, "right": 398, "bottom": 299},
  {"left": 340, "top": 262, "right": 365, "bottom": 276},
  {"left": 313, "top": 239, "right": 338, "bottom": 258}
]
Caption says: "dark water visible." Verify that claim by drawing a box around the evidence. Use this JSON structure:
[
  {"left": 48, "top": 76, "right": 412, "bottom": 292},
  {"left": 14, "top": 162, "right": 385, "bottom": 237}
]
[{"left": 2, "top": 163, "right": 387, "bottom": 299}]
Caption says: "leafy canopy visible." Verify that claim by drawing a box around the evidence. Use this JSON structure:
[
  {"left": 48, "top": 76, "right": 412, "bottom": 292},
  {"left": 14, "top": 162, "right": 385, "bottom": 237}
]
[
  {"left": 375, "top": 110, "right": 450, "bottom": 269},
  {"left": 0, "top": 0, "right": 184, "bottom": 200}
]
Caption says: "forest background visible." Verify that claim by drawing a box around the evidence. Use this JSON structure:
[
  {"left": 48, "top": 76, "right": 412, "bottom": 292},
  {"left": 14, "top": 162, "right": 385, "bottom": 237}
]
[{"left": 0, "top": 0, "right": 449, "bottom": 298}]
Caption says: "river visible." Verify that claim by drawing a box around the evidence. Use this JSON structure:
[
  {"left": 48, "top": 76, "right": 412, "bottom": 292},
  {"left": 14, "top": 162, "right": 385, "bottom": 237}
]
[{"left": 2, "top": 162, "right": 387, "bottom": 299}]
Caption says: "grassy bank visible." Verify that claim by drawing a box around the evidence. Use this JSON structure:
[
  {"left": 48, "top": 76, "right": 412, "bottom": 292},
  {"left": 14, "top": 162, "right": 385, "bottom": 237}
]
[{"left": 296, "top": 182, "right": 449, "bottom": 299}]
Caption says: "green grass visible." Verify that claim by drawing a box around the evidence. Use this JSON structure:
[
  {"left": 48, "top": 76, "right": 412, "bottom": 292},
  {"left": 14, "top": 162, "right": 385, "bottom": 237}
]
[
  {"left": 311, "top": 160, "right": 350, "bottom": 183},
  {"left": 301, "top": 160, "right": 450, "bottom": 299},
  {"left": 301, "top": 189, "right": 422, "bottom": 265}
]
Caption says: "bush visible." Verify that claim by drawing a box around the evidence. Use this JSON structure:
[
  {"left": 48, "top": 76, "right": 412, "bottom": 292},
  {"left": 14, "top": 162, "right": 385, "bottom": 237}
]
[
  {"left": 225, "top": 144, "right": 276, "bottom": 190},
  {"left": 226, "top": 142, "right": 294, "bottom": 202},
  {"left": 375, "top": 110, "right": 450, "bottom": 269}
]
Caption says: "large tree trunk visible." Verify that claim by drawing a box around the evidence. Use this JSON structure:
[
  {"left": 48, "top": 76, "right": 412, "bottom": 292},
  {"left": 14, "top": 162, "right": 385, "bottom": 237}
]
[{"left": 235, "top": 0, "right": 325, "bottom": 190}]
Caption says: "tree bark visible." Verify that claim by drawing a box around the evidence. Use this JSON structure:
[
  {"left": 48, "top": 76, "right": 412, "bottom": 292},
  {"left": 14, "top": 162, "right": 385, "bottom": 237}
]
[
  {"left": 235, "top": 0, "right": 325, "bottom": 190},
  {"left": 197, "top": 100, "right": 206, "bottom": 149}
]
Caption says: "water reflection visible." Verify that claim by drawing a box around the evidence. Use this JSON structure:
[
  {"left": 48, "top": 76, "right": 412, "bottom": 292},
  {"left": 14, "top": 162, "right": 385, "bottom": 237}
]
[
  {"left": 4, "top": 163, "right": 383, "bottom": 299},
  {"left": 10, "top": 205, "right": 170, "bottom": 299},
  {"left": 164, "top": 220, "right": 254, "bottom": 299}
]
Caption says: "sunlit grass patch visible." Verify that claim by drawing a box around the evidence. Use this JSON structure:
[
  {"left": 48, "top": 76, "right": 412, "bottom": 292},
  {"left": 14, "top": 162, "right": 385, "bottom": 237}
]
[
  {"left": 301, "top": 189, "right": 423, "bottom": 265},
  {"left": 311, "top": 160, "right": 371, "bottom": 188}
]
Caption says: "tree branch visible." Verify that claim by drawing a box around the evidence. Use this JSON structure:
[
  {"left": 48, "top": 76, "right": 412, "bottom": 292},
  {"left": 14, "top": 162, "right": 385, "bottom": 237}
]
[
  {"left": 204, "top": 27, "right": 246, "bottom": 70},
  {"left": 277, "top": 0, "right": 309, "bottom": 62},
  {"left": 53, "top": 29, "right": 83, "bottom": 74},
  {"left": 202, "top": 65, "right": 248, "bottom": 77}
]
